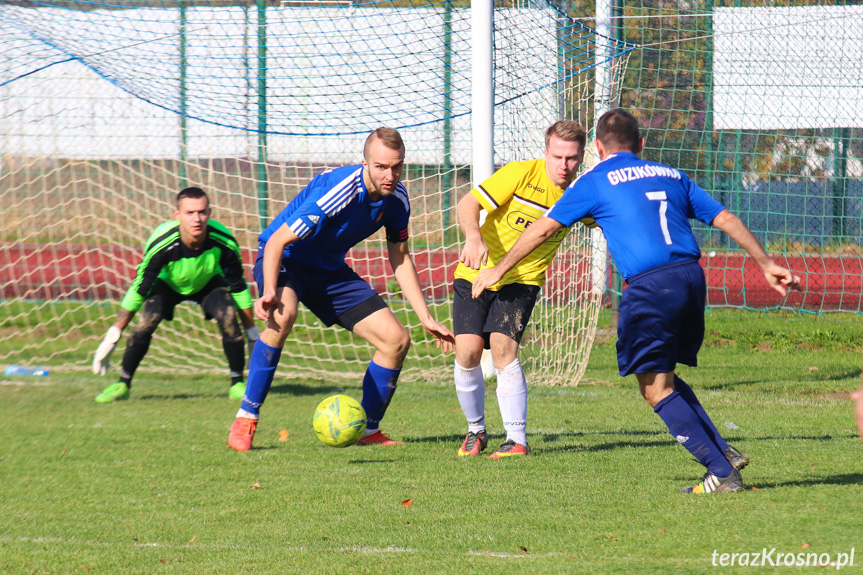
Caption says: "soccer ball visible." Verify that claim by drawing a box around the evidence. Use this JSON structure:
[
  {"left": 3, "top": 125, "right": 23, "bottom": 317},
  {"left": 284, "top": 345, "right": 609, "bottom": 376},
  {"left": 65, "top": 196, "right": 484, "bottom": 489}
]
[{"left": 313, "top": 394, "right": 367, "bottom": 448}]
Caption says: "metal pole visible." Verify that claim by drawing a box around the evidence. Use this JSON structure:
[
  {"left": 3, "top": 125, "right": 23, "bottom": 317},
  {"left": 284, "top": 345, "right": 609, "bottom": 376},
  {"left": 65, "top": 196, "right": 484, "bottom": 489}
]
[
  {"left": 442, "top": 1, "right": 454, "bottom": 237},
  {"left": 701, "top": 0, "right": 714, "bottom": 244},
  {"left": 471, "top": 0, "right": 494, "bottom": 186},
  {"left": 178, "top": 0, "right": 188, "bottom": 189},
  {"left": 592, "top": 0, "right": 613, "bottom": 306},
  {"left": 833, "top": 127, "right": 849, "bottom": 240},
  {"left": 256, "top": 0, "right": 268, "bottom": 231}
]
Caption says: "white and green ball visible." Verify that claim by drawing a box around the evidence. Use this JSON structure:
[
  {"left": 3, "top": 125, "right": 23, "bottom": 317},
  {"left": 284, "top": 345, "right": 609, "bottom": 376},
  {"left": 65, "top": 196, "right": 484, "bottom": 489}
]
[{"left": 313, "top": 394, "right": 367, "bottom": 447}]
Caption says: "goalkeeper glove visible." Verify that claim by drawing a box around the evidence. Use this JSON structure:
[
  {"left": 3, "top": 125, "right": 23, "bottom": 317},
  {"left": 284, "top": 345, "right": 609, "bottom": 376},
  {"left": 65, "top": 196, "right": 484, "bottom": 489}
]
[
  {"left": 92, "top": 325, "right": 122, "bottom": 375},
  {"left": 245, "top": 325, "right": 260, "bottom": 356}
]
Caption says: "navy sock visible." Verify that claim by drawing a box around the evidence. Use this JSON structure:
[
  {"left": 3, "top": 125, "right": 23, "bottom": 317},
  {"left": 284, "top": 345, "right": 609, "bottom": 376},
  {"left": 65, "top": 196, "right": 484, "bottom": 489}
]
[
  {"left": 361, "top": 360, "right": 401, "bottom": 431},
  {"left": 654, "top": 391, "right": 734, "bottom": 477},
  {"left": 240, "top": 340, "right": 282, "bottom": 417},
  {"left": 674, "top": 376, "right": 730, "bottom": 452}
]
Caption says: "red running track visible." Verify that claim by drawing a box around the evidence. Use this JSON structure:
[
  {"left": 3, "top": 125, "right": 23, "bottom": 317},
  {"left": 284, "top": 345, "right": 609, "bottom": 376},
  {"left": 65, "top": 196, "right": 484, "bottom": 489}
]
[{"left": 1, "top": 244, "right": 860, "bottom": 312}]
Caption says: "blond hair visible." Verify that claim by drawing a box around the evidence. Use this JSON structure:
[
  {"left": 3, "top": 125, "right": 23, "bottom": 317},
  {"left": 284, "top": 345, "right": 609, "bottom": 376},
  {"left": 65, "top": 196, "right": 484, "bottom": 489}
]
[{"left": 544, "top": 120, "right": 587, "bottom": 149}]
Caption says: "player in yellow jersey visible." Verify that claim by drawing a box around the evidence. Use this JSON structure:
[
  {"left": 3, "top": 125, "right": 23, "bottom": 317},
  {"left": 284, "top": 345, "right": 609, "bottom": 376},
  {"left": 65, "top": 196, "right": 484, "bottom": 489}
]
[{"left": 452, "top": 121, "right": 587, "bottom": 458}]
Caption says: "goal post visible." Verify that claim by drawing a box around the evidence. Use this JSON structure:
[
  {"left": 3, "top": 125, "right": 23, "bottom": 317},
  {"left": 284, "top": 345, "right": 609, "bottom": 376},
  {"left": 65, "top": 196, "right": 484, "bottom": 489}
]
[{"left": 0, "top": 0, "right": 631, "bottom": 384}]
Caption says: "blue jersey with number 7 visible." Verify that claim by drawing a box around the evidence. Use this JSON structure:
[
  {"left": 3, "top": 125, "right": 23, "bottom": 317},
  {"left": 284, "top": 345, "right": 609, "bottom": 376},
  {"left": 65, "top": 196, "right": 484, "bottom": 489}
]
[{"left": 546, "top": 151, "right": 725, "bottom": 280}]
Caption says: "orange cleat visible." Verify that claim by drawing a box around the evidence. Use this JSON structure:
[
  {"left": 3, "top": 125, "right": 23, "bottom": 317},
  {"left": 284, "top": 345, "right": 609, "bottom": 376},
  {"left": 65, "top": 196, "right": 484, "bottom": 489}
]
[
  {"left": 488, "top": 439, "right": 529, "bottom": 459},
  {"left": 228, "top": 417, "right": 258, "bottom": 452},
  {"left": 355, "top": 430, "right": 405, "bottom": 446},
  {"left": 458, "top": 431, "right": 489, "bottom": 457}
]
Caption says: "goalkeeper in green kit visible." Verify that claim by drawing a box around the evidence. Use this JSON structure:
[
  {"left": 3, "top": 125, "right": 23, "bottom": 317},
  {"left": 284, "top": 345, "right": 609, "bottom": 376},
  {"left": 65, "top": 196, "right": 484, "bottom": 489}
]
[{"left": 92, "top": 187, "right": 259, "bottom": 403}]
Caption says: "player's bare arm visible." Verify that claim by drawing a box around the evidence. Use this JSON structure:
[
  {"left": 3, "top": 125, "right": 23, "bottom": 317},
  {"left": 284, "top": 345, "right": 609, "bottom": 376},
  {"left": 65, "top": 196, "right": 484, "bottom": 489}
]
[
  {"left": 256, "top": 223, "right": 301, "bottom": 322},
  {"left": 456, "top": 193, "right": 488, "bottom": 270},
  {"left": 387, "top": 240, "right": 455, "bottom": 352},
  {"left": 112, "top": 308, "right": 135, "bottom": 331},
  {"left": 471, "top": 216, "right": 563, "bottom": 298},
  {"left": 710, "top": 209, "right": 801, "bottom": 296}
]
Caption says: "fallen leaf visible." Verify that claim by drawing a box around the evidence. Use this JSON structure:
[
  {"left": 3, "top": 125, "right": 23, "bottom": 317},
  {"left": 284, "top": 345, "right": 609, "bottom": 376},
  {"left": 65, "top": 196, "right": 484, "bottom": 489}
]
[
  {"left": 807, "top": 366, "right": 819, "bottom": 372},
  {"left": 251, "top": 482, "right": 261, "bottom": 489},
  {"left": 400, "top": 498, "right": 413, "bottom": 507},
  {"left": 187, "top": 536, "right": 196, "bottom": 544},
  {"left": 160, "top": 559, "right": 168, "bottom": 564},
  {"left": 659, "top": 529, "right": 666, "bottom": 534},
  {"left": 751, "top": 486, "right": 760, "bottom": 491},
  {"left": 519, "top": 546, "right": 528, "bottom": 553},
  {"left": 61, "top": 449, "right": 67, "bottom": 457},
  {"left": 801, "top": 542, "right": 811, "bottom": 548},
  {"left": 82, "top": 568, "right": 90, "bottom": 572},
  {"left": 607, "top": 535, "right": 618, "bottom": 541},
  {"left": 279, "top": 429, "right": 289, "bottom": 442}
]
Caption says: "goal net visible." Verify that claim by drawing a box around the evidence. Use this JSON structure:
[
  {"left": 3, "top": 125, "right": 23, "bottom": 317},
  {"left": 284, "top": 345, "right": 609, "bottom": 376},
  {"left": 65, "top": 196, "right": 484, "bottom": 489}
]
[{"left": 0, "top": 0, "right": 631, "bottom": 384}]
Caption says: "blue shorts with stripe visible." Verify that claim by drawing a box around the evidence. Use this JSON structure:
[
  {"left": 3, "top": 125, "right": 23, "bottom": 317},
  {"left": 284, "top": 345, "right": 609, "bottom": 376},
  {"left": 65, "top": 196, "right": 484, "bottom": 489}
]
[
  {"left": 616, "top": 258, "right": 705, "bottom": 376},
  {"left": 253, "top": 246, "right": 385, "bottom": 330}
]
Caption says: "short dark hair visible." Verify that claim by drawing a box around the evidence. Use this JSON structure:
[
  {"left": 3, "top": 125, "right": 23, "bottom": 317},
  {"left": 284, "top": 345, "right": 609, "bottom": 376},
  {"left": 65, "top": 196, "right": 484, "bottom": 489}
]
[
  {"left": 545, "top": 120, "right": 587, "bottom": 149},
  {"left": 176, "top": 186, "right": 208, "bottom": 206},
  {"left": 595, "top": 109, "right": 641, "bottom": 152},
  {"left": 364, "top": 127, "right": 405, "bottom": 159}
]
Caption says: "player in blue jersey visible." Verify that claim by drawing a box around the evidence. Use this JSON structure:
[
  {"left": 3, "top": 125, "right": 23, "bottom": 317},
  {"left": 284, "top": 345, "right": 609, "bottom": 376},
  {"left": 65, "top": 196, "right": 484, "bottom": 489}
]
[
  {"left": 228, "top": 127, "right": 454, "bottom": 452},
  {"left": 473, "top": 109, "right": 800, "bottom": 493}
]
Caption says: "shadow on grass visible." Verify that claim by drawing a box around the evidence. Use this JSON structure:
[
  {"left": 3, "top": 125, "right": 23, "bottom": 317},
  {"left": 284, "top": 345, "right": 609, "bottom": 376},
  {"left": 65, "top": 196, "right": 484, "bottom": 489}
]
[
  {"left": 818, "top": 368, "right": 862, "bottom": 381},
  {"left": 133, "top": 380, "right": 350, "bottom": 401},
  {"left": 752, "top": 473, "right": 863, "bottom": 489},
  {"left": 137, "top": 392, "right": 207, "bottom": 401},
  {"left": 269, "top": 382, "right": 351, "bottom": 396}
]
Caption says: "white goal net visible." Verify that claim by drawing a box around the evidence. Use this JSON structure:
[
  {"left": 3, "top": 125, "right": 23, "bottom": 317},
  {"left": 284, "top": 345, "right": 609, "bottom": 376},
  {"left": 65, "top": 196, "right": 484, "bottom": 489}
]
[{"left": 0, "top": 0, "right": 630, "bottom": 384}]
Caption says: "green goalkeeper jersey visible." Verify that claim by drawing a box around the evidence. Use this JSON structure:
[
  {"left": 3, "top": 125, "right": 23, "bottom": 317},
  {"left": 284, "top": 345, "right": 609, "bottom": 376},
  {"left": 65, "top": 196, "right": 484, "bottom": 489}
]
[{"left": 120, "top": 220, "right": 253, "bottom": 313}]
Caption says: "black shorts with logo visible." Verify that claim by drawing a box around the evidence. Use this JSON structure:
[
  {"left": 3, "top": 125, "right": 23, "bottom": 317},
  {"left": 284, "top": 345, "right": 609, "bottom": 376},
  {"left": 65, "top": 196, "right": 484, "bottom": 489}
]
[{"left": 452, "top": 278, "right": 540, "bottom": 344}]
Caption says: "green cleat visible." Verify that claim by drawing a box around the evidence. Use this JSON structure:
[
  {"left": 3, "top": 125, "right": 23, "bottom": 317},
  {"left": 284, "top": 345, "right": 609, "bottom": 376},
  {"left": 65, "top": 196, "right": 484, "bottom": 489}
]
[
  {"left": 229, "top": 381, "right": 246, "bottom": 400},
  {"left": 95, "top": 382, "right": 130, "bottom": 403}
]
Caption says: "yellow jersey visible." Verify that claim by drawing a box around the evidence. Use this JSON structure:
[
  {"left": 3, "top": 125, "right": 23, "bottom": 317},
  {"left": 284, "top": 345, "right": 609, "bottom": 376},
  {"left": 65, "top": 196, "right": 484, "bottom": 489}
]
[{"left": 454, "top": 159, "right": 570, "bottom": 290}]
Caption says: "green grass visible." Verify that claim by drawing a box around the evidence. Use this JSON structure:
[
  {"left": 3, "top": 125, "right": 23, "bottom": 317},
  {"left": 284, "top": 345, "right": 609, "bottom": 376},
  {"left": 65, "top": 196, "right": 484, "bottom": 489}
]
[{"left": 1, "top": 311, "right": 862, "bottom": 574}]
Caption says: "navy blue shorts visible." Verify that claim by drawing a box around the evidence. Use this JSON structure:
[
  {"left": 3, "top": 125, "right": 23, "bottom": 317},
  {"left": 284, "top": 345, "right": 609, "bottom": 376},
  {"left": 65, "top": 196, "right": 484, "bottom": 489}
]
[
  {"left": 616, "top": 258, "right": 705, "bottom": 376},
  {"left": 253, "top": 248, "right": 386, "bottom": 331},
  {"left": 452, "top": 278, "right": 540, "bottom": 344}
]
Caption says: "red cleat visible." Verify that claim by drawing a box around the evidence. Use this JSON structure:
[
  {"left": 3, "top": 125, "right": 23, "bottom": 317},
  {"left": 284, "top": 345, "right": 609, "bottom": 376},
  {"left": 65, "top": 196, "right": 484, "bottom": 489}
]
[
  {"left": 488, "top": 439, "right": 529, "bottom": 459},
  {"left": 458, "top": 431, "right": 489, "bottom": 457},
  {"left": 355, "top": 430, "right": 405, "bottom": 446},
  {"left": 228, "top": 417, "right": 258, "bottom": 452}
]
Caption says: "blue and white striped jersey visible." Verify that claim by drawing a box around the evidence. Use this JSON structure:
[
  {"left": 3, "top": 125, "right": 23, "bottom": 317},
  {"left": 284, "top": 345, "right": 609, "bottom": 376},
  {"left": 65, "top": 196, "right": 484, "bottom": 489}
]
[
  {"left": 547, "top": 151, "right": 725, "bottom": 279},
  {"left": 259, "top": 164, "right": 410, "bottom": 271}
]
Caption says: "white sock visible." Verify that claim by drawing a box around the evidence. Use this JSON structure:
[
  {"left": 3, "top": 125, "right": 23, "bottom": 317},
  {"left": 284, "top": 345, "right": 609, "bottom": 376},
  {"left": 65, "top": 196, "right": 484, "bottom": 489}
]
[
  {"left": 480, "top": 348, "right": 496, "bottom": 382},
  {"left": 236, "top": 408, "right": 260, "bottom": 421},
  {"left": 454, "top": 361, "right": 486, "bottom": 434},
  {"left": 496, "top": 358, "right": 527, "bottom": 446}
]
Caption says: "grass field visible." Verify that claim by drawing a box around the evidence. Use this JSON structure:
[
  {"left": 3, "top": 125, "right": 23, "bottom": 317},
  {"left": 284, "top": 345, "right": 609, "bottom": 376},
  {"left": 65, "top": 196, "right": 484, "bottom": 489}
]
[{"left": 1, "top": 310, "right": 862, "bottom": 574}]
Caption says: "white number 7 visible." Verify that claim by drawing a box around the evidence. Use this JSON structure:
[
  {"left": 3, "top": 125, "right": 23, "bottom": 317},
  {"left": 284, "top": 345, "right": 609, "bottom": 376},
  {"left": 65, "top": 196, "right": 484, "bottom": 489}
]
[{"left": 645, "top": 191, "right": 672, "bottom": 245}]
